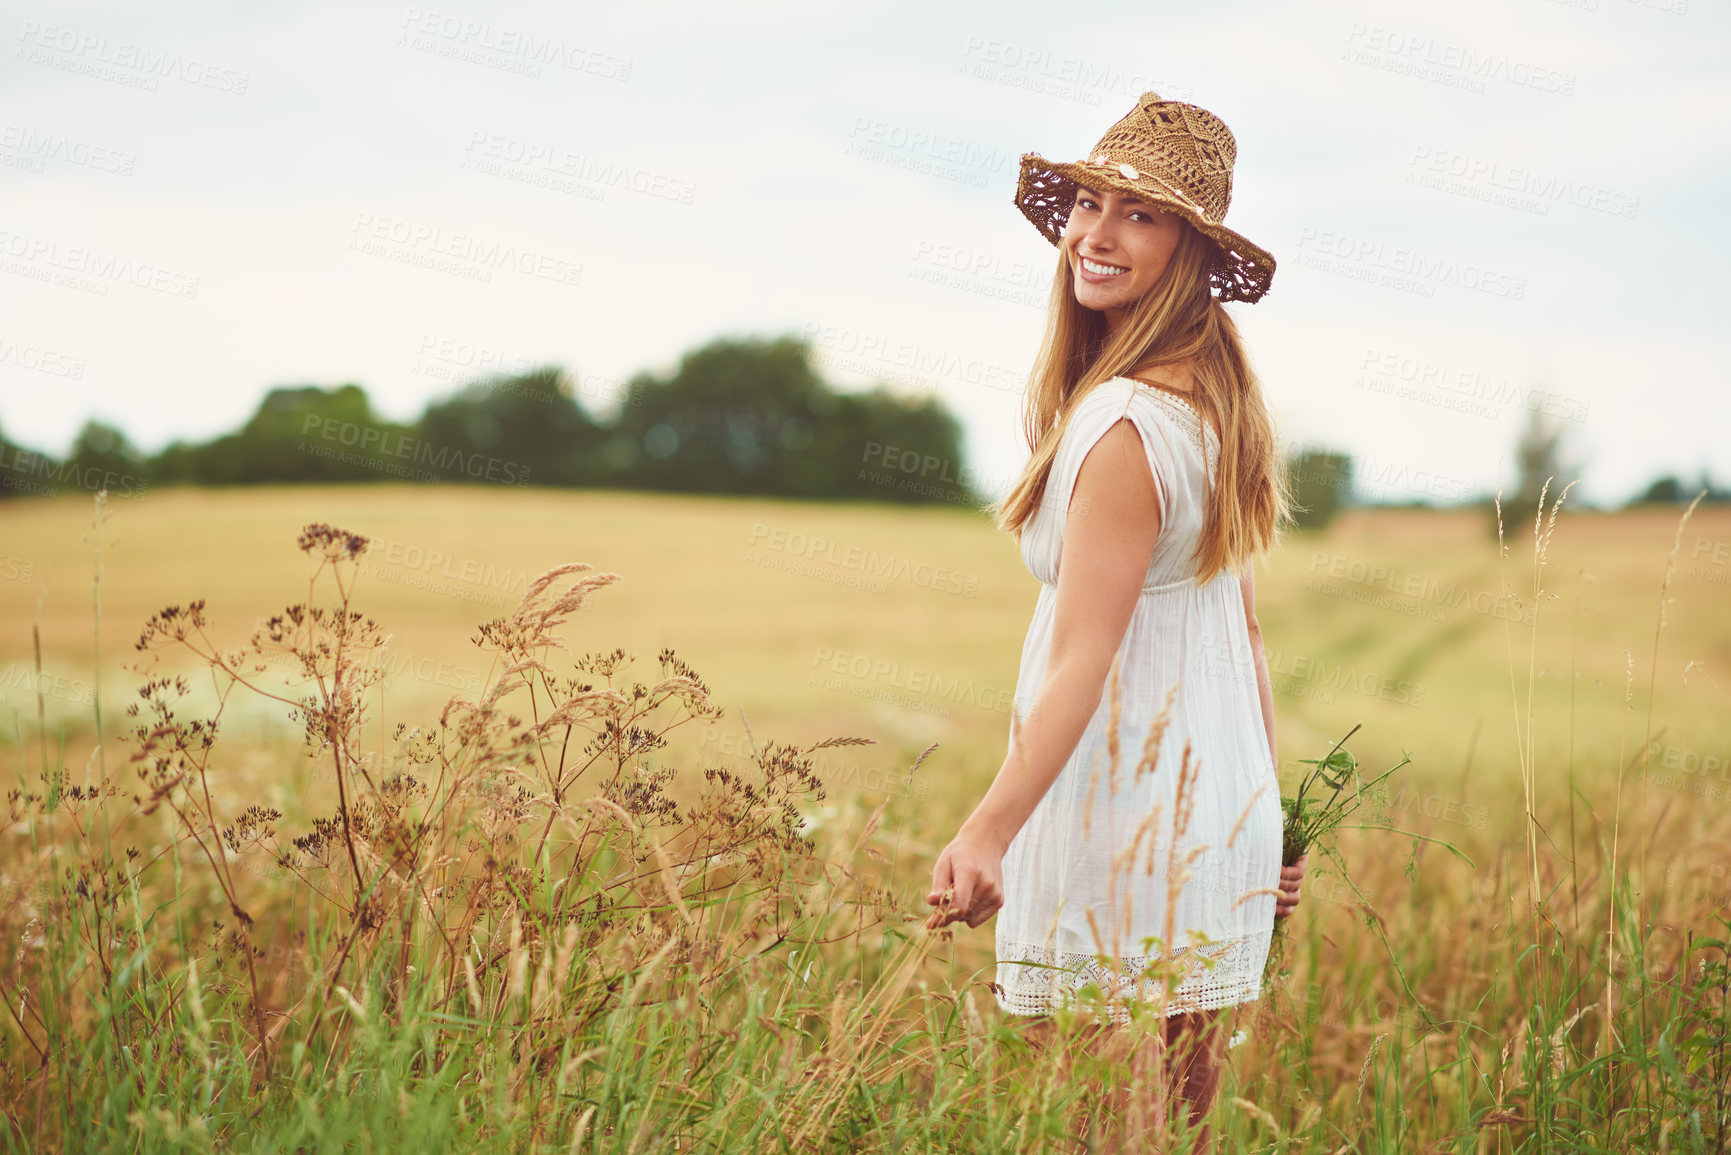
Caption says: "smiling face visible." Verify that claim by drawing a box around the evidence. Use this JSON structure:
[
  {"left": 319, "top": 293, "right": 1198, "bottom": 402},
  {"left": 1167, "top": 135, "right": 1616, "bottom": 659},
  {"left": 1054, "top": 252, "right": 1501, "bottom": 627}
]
[{"left": 1062, "top": 183, "right": 1187, "bottom": 331}]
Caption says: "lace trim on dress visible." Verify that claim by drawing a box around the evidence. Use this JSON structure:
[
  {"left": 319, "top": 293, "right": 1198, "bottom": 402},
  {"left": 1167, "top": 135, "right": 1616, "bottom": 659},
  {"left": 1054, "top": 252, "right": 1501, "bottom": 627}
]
[
  {"left": 996, "top": 934, "right": 1266, "bottom": 1023},
  {"left": 1116, "top": 376, "right": 1218, "bottom": 459}
]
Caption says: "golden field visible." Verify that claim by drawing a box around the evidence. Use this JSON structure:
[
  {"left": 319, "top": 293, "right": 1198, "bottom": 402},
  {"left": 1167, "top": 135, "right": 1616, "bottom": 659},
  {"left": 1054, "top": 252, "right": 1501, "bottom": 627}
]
[{"left": 2, "top": 483, "right": 1729, "bottom": 1151}]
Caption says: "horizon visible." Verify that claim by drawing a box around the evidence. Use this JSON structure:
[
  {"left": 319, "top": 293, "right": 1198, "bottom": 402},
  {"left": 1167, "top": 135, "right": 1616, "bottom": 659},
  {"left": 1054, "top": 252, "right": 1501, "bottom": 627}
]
[{"left": 2, "top": 345, "right": 1715, "bottom": 512}]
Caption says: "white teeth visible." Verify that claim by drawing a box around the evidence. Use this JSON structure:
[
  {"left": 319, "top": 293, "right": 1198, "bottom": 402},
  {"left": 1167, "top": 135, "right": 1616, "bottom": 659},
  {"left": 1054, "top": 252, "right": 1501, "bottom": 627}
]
[{"left": 1082, "top": 258, "right": 1127, "bottom": 275}]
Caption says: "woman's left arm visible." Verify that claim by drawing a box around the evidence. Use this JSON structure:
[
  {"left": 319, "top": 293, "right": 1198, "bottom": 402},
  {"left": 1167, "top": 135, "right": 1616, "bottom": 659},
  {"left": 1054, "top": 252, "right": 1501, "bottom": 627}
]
[
  {"left": 1240, "top": 570, "right": 1276, "bottom": 768},
  {"left": 1241, "top": 569, "right": 1306, "bottom": 918}
]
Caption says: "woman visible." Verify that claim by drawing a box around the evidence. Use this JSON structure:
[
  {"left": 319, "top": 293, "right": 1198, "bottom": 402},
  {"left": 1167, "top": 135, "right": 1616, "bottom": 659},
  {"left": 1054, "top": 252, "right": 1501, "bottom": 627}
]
[{"left": 924, "top": 92, "right": 1308, "bottom": 1147}]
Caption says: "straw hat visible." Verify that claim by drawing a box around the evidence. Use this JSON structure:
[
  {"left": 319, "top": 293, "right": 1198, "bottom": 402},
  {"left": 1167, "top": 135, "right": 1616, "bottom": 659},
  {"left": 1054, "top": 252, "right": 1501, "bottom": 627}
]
[{"left": 1014, "top": 91, "right": 1275, "bottom": 304}]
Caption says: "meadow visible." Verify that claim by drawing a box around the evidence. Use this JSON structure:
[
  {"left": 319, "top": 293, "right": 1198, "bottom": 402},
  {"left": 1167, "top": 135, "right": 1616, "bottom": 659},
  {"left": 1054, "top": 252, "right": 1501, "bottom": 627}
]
[{"left": 1, "top": 483, "right": 1728, "bottom": 1152}]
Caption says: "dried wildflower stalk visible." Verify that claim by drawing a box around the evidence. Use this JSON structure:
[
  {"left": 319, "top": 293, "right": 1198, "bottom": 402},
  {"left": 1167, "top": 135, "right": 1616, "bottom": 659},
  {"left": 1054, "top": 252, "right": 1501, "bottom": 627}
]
[{"left": 103, "top": 522, "right": 900, "bottom": 1088}]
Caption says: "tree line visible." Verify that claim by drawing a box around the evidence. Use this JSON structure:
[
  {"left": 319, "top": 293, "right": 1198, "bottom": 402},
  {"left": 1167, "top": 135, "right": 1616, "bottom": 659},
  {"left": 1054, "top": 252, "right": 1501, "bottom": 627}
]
[{"left": 0, "top": 335, "right": 980, "bottom": 506}]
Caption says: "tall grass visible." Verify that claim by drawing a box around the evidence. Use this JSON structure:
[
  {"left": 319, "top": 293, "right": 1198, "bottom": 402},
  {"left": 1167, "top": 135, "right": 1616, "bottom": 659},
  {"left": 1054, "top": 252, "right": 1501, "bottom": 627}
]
[{"left": 0, "top": 492, "right": 1727, "bottom": 1152}]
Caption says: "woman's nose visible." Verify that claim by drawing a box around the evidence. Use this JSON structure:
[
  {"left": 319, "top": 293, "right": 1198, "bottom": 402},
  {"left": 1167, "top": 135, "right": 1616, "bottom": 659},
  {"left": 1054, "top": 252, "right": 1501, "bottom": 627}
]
[{"left": 1080, "top": 215, "right": 1117, "bottom": 250}]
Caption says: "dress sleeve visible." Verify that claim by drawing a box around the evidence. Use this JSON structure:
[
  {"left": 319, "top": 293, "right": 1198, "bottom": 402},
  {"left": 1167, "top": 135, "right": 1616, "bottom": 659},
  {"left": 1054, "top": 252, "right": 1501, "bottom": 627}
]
[{"left": 1050, "top": 380, "right": 1182, "bottom": 530}]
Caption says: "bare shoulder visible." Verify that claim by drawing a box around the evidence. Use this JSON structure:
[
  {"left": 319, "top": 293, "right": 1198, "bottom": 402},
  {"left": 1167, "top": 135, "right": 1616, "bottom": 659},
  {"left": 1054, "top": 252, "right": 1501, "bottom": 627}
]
[{"left": 1071, "top": 417, "right": 1159, "bottom": 521}]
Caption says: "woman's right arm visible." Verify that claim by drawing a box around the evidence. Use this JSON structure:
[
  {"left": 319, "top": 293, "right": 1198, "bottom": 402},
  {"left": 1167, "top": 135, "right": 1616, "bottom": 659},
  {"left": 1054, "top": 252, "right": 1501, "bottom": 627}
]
[{"left": 926, "top": 417, "right": 1162, "bottom": 929}]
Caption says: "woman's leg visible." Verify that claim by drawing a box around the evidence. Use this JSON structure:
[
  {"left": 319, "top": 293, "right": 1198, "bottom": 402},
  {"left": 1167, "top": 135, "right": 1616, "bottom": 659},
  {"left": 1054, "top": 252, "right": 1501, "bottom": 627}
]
[
  {"left": 1016, "top": 1012, "right": 1129, "bottom": 1151},
  {"left": 1020, "top": 1008, "right": 1226, "bottom": 1150},
  {"left": 1163, "top": 1008, "right": 1226, "bottom": 1152}
]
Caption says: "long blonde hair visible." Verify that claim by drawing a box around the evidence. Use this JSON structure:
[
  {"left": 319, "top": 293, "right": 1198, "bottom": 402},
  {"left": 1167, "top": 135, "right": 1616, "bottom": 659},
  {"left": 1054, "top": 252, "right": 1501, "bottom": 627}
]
[{"left": 989, "top": 221, "right": 1292, "bottom": 582}]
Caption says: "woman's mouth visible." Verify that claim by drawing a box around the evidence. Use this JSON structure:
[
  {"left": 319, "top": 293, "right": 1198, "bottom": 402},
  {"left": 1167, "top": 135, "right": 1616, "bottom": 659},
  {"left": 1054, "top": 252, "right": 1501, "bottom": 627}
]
[{"left": 1078, "top": 256, "right": 1129, "bottom": 282}]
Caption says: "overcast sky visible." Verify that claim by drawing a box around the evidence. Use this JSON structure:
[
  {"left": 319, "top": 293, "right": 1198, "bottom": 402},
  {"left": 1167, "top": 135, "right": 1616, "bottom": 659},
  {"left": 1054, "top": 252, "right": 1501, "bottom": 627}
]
[{"left": 2, "top": 0, "right": 1726, "bottom": 507}]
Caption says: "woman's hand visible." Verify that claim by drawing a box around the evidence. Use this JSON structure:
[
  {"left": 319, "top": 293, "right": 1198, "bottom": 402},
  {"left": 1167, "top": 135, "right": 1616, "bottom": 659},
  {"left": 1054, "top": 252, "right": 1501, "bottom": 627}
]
[
  {"left": 1274, "top": 854, "right": 1307, "bottom": 919},
  {"left": 926, "top": 830, "right": 1008, "bottom": 930}
]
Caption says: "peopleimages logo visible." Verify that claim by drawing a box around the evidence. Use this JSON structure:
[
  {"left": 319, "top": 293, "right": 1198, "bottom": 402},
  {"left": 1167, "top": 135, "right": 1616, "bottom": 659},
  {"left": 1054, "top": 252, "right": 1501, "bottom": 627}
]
[
  {"left": 299, "top": 415, "right": 531, "bottom": 486},
  {"left": 1406, "top": 146, "right": 1639, "bottom": 220},
  {"left": 802, "top": 322, "right": 1025, "bottom": 395},
  {"left": 14, "top": 21, "right": 252, "bottom": 94},
  {"left": 747, "top": 523, "right": 979, "bottom": 598},
  {"left": 1306, "top": 549, "right": 1533, "bottom": 626},
  {"left": 0, "top": 334, "right": 86, "bottom": 379},
  {"left": 0, "top": 662, "right": 96, "bottom": 707},
  {"left": 1295, "top": 228, "right": 1526, "bottom": 300},
  {"left": 0, "top": 227, "right": 201, "bottom": 299},
  {"left": 347, "top": 212, "right": 583, "bottom": 288},
  {"left": 809, "top": 645, "right": 1016, "bottom": 716},
  {"left": 397, "top": 8, "right": 633, "bottom": 81},
  {"left": 0, "top": 443, "right": 148, "bottom": 498},
  {"left": 1356, "top": 347, "right": 1589, "bottom": 424},
  {"left": 0, "top": 122, "right": 136, "bottom": 175},
  {"left": 1342, "top": 24, "right": 1577, "bottom": 97},
  {"left": 956, "top": 37, "right": 1193, "bottom": 106},
  {"left": 845, "top": 119, "right": 1011, "bottom": 175},
  {"left": 462, "top": 131, "right": 695, "bottom": 203}
]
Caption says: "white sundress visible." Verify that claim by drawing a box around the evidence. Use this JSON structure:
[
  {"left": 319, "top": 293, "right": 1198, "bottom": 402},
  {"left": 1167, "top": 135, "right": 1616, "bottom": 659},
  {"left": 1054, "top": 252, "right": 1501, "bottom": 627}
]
[{"left": 994, "top": 375, "right": 1283, "bottom": 1023}]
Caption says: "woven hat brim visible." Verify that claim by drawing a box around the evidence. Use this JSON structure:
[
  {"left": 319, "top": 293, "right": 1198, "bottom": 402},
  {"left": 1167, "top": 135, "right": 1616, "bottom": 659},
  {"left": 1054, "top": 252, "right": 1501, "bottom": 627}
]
[{"left": 1014, "top": 153, "right": 1276, "bottom": 304}]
